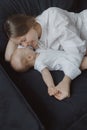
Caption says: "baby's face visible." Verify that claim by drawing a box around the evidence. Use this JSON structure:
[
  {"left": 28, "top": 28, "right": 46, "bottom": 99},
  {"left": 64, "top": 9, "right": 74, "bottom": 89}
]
[
  {"left": 18, "top": 47, "right": 36, "bottom": 63},
  {"left": 24, "top": 47, "right": 35, "bottom": 56},
  {"left": 17, "top": 47, "right": 35, "bottom": 70},
  {"left": 11, "top": 47, "right": 35, "bottom": 72}
]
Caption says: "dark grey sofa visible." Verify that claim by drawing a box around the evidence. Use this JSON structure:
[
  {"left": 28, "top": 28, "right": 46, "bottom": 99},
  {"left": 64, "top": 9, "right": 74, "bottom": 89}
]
[
  {"left": 0, "top": 0, "right": 87, "bottom": 130},
  {"left": 0, "top": 64, "right": 44, "bottom": 130}
]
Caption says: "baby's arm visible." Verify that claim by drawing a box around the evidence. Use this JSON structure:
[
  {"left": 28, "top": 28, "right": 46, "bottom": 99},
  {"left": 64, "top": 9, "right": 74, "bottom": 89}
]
[
  {"left": 41, "top": 68, "right": 57, "bottom": 96},
  {"left": 5, "top": 39, "right": 18, "bottom": 62},
  {"left": 54, "top": 75, "right": 71, "bottom": 100}
]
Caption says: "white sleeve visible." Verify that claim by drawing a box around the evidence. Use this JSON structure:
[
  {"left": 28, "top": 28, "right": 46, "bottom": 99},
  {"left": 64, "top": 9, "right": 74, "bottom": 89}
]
[
  {"left": 60, "top": 25, "right": 86, "bottom": 79},
  {"left": 34, "top": 61, "right": 46, "bottom": 73},
  {"left": 61, "top": 25, "right": 86, "bottom": 64},
  {"left": 61, "top": 59, "right": 81, "bottom": 80},
  {"left": 48, "top": 7, "right": 86, "bottom": 66}
]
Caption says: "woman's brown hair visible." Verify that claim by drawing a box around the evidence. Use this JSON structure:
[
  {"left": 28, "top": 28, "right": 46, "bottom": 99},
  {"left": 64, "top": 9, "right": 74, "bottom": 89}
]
[{"left": 4, "top": 14, "right": 36, "bottom": 38}]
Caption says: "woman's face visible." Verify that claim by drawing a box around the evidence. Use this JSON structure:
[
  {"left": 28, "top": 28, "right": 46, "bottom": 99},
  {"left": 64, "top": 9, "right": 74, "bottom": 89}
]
[{"left": 11, "top": 28, "right": 39, "bottom": 49}]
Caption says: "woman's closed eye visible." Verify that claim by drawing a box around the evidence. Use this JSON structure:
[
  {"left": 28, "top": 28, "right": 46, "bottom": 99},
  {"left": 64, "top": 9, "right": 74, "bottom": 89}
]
[
  {"left": 19, "top": 38, "right": 28, "bottom": 46},
  {"left": 20, "top": 41, "right": 29, "bottom": 47},
  {"left": 21, "top": 38, "right": 26, "bottom": 43}
]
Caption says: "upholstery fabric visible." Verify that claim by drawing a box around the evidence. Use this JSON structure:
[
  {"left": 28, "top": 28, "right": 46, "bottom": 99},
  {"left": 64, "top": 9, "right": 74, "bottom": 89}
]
[{"left": 0, "top": 64, "right": 44, "bottom": 130}]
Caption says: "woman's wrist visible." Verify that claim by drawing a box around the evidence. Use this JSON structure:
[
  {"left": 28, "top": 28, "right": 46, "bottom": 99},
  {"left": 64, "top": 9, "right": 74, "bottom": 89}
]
[{"left": 63, "top": 75, "right": 71, "bottom": 84}]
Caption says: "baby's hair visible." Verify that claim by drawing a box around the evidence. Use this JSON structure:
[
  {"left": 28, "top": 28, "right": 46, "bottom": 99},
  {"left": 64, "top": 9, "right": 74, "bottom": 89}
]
[{"left": 4, "top": 14, "right": 36, "bottom": 38}]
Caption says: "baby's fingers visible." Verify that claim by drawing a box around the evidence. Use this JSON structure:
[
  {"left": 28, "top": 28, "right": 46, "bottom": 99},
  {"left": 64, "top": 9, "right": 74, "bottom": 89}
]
[
  {"left": 48, "top": 87, "right": 57, "bottom": 96},
  {"left": 54, "top": 91, "right": 70, "bottom": 100}
]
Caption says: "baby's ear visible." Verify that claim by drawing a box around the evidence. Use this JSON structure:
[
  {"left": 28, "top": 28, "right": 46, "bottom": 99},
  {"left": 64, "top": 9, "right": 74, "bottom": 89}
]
[{"left": 27, "top": 55, "right": 33, "bottom": 61}]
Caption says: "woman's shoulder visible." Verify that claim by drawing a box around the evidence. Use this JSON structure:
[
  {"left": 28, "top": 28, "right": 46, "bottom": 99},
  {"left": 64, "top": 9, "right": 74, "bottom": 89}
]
[
  {"left": 45, "top": 7, "right": 69, "bottom": 20},
  {"left": 46, "top": 7, "right": 67, "bottom": 14},
  {"left": 36, "top": 7, "right": 68, "bottom": 20}
]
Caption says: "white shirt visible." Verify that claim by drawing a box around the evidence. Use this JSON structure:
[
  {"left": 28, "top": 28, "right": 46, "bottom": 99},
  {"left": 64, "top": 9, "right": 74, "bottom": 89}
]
[
  {"left": 34, "top": 49, "right": 81, "bottom": 80},
  {"left": 36, "top": 7, "right": 87, "bottom": 79}
]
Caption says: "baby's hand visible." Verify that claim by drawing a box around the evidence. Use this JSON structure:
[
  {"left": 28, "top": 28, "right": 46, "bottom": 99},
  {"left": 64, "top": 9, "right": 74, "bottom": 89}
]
[
  {"left": 54, "top": 80, "right": 70, "bottom": 100},
  {"left": 48, "top": 86, "right": 57, "bottom": 96}
]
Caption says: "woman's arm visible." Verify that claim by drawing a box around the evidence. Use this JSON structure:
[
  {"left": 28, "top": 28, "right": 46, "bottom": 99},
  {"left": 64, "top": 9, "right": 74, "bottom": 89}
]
[
  {"left": 5, "top": 39, "right": 18, "bottom": 62},
  {"left": 54, "top": 75, "right": 71, "bottom": 100}
]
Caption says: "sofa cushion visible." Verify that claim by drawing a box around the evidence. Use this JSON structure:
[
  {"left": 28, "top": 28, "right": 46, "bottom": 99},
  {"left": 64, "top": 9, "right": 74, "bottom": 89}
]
[
  {"left": 0, "top": 64, "right": 45, "bottom": 130},
  {"left": 78, "top": 0, "right": 87, "bottom": 11}
]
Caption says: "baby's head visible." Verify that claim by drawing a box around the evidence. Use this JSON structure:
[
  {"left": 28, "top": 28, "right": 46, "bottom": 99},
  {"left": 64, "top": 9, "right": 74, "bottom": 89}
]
[{"left": 10, "top": 47, "right": 35, "bottom": 72}]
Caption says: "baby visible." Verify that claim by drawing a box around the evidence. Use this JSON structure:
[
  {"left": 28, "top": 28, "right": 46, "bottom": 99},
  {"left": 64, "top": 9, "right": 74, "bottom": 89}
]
[{"left": 10, "top": 47, "right": 83, "bottom": 100}]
